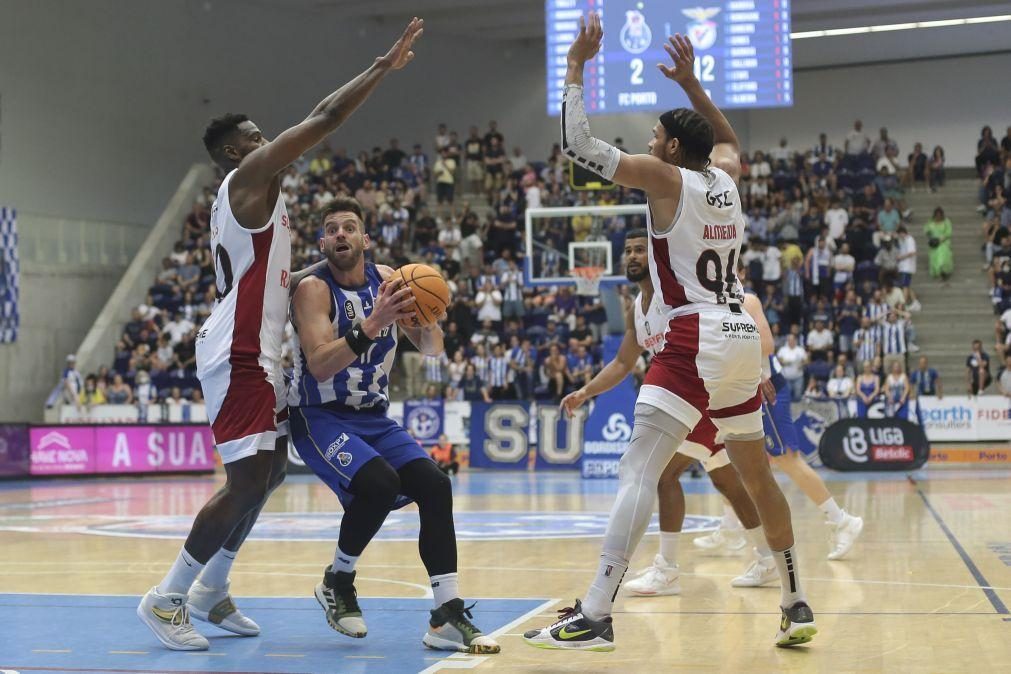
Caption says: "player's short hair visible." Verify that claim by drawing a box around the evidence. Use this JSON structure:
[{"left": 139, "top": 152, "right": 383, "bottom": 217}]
[
  {"left": 202, "top": 113, "right": 249, "bottom": 165},
  {"left": 624, "top": 228, "right": 648, "bottom": 242},
  {"left": 659, "top": 108, "right": 714, "bottom": 167},
  {"left": 318, "top": 196, "right": 365, "bottom": 234}
]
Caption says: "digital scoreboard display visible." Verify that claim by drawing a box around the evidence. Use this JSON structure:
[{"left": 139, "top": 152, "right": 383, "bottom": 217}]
[{"left": 546, "top": 0, "right": 792, "bottom": 115}]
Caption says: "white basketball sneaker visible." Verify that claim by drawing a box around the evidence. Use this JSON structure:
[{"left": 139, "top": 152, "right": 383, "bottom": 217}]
[
  {"left": 693, "top": 527, "right": 747, "bottom": 554},
  {"left": 423, "top": 598, "right": 501, "bottom": 654},
  {"left": 136, "top": 586, "right": 209, "bottom": 651},
  {"left": 188, "top": 579, "right": 260, "bottom": 636},
  {"left": 624, "top": 555, "right": 681, "bottom": 596},
  {"left": 827, "top": 512, "right": 864, "bottom": 560},
  {"left": 731, "top": 554, "right": 779, "bottom": 587}
]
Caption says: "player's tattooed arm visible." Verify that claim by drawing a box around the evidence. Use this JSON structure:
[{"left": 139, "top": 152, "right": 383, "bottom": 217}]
[
  {"left": 377, "top": 265, "right": 445, "bottom": 355},
  {"left": 658, "top": 34, "right": 741, "bottom": 181},
  {"left": 288, "top": 260, "right": 328, "bottom": 298},
  {"left": 232, "top": 18, "right": 424, "bottom": 192}
]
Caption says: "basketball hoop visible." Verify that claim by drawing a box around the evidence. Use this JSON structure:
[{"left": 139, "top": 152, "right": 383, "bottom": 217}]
[{"left": 570, "top": 266, "right": 605, "bottom": 296}]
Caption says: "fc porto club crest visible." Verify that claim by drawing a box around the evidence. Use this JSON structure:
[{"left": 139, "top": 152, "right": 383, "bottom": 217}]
[
  {"left": 406, "top": 404, "right": 441, "bottom": 439},
  {"left": 683, "top": 6, "right": 721, "bottom": 51},
  {"left": 620, "top": 6, "right": 652, "bottom": 55}
]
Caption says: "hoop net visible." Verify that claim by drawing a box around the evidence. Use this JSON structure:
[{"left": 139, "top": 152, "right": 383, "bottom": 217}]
[{"left": 570, "top": 266, "right": 605, "bottom": 296}]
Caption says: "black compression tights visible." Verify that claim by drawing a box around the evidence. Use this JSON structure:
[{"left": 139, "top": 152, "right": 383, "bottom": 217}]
[{"left": 337, "top": 457, "right": 457, "bottom": 576}]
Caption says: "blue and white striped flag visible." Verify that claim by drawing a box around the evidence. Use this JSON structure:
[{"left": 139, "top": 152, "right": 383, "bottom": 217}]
[{"left": 0, "top": 207, "right": 18, "bottom": 343}]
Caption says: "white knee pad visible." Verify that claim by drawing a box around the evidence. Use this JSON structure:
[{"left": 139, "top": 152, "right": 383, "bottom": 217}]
[{"left": 605, "top": 404, "right": 692, "bottom": 559}]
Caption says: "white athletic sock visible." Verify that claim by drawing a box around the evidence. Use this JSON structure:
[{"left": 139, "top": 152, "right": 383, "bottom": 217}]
[
  {"left": 158, "top": 548, "right": 205, "bottom": 596},
  {"left": 199, "top": 548, "right": 236, "bottom": 590},
  {"left": 659, "top": 532, "right": 680, "bottom": 565},
  {"left": 721, "top": 503, "right": 742, "bottom": 530},
  {"left": 430, "top": 572, "right": 459, "bottom": 607},
  {"left": 819, "top": 497, "right": 845, "bottom": 525},
  {"left": 582, "top": 551, "right": 628, "bottom": 620},
  {"left": 745, "top": 526, "right": 772, "bottom": 558},
  {"left": 332, "top": 546, "right": 359, "bottom": 574},
  {"left": 772, "top": 546, "right": 806, "bottom": 608}
]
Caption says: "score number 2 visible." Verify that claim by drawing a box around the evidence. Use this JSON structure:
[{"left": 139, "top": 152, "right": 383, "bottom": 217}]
[{"left": 630, "top": 55, "right": 715, "bottom": 85}]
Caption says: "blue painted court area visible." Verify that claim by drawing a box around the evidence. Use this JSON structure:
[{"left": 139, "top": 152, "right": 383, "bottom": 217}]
[{"left": 0, "top": 594, "right": 550, "bottom": 674}]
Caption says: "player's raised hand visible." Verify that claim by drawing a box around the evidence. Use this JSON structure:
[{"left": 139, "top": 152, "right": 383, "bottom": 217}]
[
  {"left": 378, "top": 17, "right": 424, "bottom": 70},
  {"left": 567, "top": 12, "right": 603, "bottom": 66},
  {"left": 561, "top": 388, "right": 590, "bottom": 417},
  {"left": 658, "top": 33, "right": 697, "bottom": 86}
]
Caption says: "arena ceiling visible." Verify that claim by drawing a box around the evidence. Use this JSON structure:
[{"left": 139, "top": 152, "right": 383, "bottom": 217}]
[{"left": 259, "top": 0, "right": 1011, "bottom": 67}]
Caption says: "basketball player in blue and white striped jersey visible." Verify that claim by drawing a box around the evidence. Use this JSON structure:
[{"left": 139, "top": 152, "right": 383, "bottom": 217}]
[{"left": 287, "top": 197, "right": 499, "bottom": 655}]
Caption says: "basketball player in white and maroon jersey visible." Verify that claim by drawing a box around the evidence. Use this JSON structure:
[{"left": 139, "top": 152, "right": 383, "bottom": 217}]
[
  {"left": 559, "top": 230, "right": 769, "bottom": 597},
  {"left": 138, "top": 18, "right": 425, "bottom": 652},
  {"left": 524, "top": 15, "right": 816, "bottom": 651}
]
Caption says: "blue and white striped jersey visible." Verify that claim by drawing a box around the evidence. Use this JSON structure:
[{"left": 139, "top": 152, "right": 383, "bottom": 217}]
[{"left": 288, "top": 263, "right": 398, "bottom": 411}]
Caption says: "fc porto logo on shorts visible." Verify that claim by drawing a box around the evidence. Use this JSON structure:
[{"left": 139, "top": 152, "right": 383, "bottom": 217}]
[
  {"left": 406, "top": 404, "right": 441, "bottom": 440},
  {"left": 620, "top": 9, "right": 652, "bottom": 54},
  {"left": 325, "top": 433, "right": 350, "bottom": 461},
  {"left": 336, "top": 451, "right": 352, "bottom": 467},
  {"left": 344, "top": 300, "right": 356, "bottom": 320},
  {"left": 683, "top": 7, "right": 721, "bottom": 51}
]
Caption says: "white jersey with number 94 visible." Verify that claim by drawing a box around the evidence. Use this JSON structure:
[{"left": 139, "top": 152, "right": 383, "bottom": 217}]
[{"left": 646, "top": 165, "right": 745, "bottom": 318}]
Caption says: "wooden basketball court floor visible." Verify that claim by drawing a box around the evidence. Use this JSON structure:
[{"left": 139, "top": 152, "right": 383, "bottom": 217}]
[{"left": 1, "top": 465, "right": 1009, "bottom": 673}]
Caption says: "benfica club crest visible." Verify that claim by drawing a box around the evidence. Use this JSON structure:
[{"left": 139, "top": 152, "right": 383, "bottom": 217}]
[
  {"left": 683, "top": 7, "right": 721, "bottom": 51},
  {"left": 620, "top": 9, "right": 652, "bottom": 54}
]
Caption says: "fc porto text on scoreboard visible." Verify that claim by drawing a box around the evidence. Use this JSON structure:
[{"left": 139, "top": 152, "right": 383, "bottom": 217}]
[{"left": 546, "top": 0, "right": 793, "bottom": 115}]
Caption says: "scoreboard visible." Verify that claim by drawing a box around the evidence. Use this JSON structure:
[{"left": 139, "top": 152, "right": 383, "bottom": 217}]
[{"left": 546, "top": 0, "right": 792, "bottom": 115}]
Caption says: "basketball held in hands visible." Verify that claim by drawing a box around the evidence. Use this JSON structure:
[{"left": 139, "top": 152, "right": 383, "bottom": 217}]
[{"left": 394, "top": 263, "right": 451, "bottom": 328}]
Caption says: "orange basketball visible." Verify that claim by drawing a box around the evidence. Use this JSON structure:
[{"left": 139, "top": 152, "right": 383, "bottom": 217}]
[{"left": 394, "top": 263, "right": 451, "bottom": 328}]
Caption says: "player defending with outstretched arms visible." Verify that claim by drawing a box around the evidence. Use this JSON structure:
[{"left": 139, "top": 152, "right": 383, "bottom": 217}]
[
  {"left": 560, "top": 230, "right": 770, "bottom": 596},
  {"left": 286, "top": 198, "right": 500, "bottom": 655},
  {"left": 137, "top": 19, "right": 424, "bottom": 652},
  {"left": 524, "top": 14, "right": 816, "bottom": 651}
]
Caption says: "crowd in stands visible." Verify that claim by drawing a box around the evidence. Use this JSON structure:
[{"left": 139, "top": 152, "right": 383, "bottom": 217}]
[
  {"left": 976, "top": 125, "right": 1011, "bottom": 395},
  {"left": 68, "top": 116, "right": 1011, "bottom": 414}
]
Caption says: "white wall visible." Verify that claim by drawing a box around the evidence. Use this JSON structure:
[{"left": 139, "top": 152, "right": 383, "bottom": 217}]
[{"left": 745, "top": 52, "right": 1011, "bottom": 166}]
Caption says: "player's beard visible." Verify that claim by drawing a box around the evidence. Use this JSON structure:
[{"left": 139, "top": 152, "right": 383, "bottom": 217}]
[
  {"left": 326, "top": 242, "right": 362, "bottom": 271},
  {"left": 625, "top": 264, "right": 648, "bottom": 282}
]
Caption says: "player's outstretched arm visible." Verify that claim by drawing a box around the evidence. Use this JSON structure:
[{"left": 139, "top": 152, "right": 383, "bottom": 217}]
[
  {"left": 561, "top": 302, "right": 640, "bottom": 416},
  {"left": 658, "top": 34, "right": 741, "bottom": 181},
  {"left": 293, "top": 276, "right": 414, "bottom": 381},
  {"left": 232, "top": 17, "right": 424, "bottom": 191},
  {"left": 561, "top": 13, "right": 680, "bottom": 198}
]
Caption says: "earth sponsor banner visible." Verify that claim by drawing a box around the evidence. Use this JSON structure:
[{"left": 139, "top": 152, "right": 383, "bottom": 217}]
[{"left": 917, "top": 395, "right": 1011, "bottom": 442}]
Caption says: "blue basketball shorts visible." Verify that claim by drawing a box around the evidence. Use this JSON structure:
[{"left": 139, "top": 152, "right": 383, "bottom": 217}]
[
  {"left": 289, "top": 405, "right": 430, "bottom": 509},
  {"left": 762, "top": 384, "right": 801, "bottom": 456}
]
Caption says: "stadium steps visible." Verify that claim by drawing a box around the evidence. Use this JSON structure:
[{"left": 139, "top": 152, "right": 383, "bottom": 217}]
[{"left": 903, "top": 177, "right": 993, "bottom": 390}]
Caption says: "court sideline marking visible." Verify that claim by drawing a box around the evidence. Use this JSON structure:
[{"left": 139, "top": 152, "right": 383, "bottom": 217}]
[{"left": 911, "top": 476, "right": 1009, "bottom": 615}]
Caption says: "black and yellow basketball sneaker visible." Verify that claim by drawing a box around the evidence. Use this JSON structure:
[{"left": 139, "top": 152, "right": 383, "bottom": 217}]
[
  {"left": 522, "top": 599, "right": 615, "bottom": 652},
  {"left": 314, "top": 566, "right": 367, "bottom": 638},
  {"left": 423, "top": 598, "right": 501, "bottom": 654},
  {"left": 775, "top": 601, "right": 817, "bottom": 647}
]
